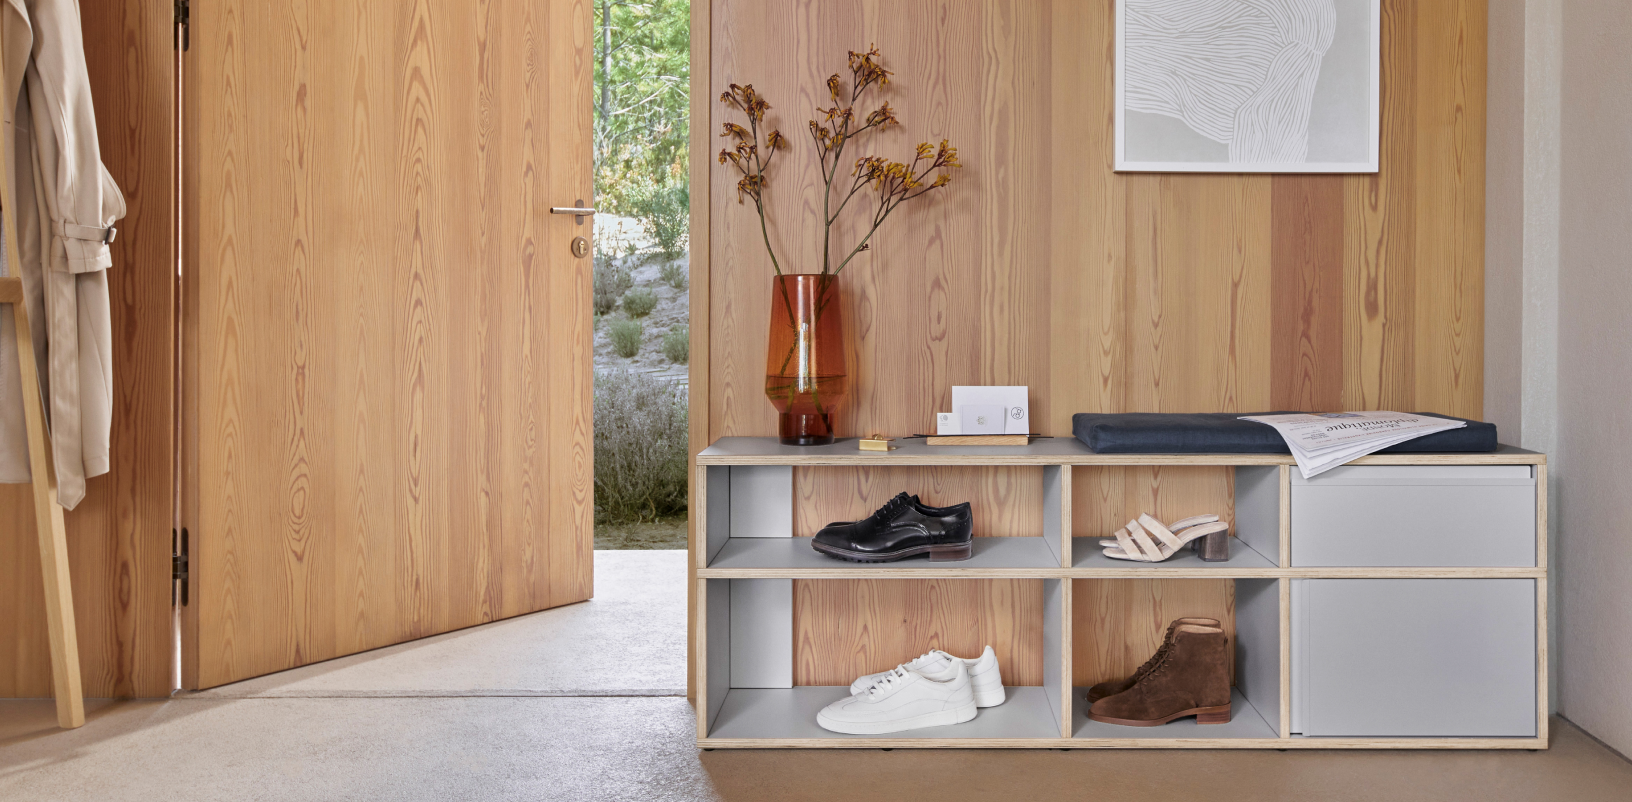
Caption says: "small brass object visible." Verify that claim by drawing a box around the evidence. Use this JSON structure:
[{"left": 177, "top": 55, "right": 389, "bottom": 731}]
[
  {"left": 859, "top": 434, "right": 896, "bottom": 452},
  {"left": 571, "top": 236, "right": 590, "bottom": 258}
]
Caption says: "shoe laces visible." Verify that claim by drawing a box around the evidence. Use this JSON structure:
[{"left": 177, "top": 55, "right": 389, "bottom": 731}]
[
  {"left": 904, "top": 650, "right": 942, "bottom": 670},
  {"left": 868, "top": 492, "right": 913, "bottom": 523},
  {"left": 1132, "top": 629, "right": 1177, "bottom": 677},
  {"left": 865, "top": 667, "right": 911, "bottom": 700}
]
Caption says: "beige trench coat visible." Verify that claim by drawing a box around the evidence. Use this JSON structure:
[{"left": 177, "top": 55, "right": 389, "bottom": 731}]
[{"left": 0, "top": 0, "right": 125, "bottom": 509}]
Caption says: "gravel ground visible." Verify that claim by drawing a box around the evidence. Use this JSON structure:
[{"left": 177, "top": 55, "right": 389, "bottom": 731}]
[{"left": 594, "top": 215, "right": 689, "bottom": 383}]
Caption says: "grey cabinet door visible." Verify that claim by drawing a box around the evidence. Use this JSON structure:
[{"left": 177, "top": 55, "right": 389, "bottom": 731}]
[
  {"left": 1292, "top": 579, "right": 1536, "bottom": 737},
  {"left": 1291, "top": 466, "right": 1537, "bottom": 567}
]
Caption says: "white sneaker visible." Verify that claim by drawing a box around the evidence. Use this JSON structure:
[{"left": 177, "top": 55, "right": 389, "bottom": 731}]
[
  {"left": 816, "top": 662, "right": 978, "bottom": 735},
  {"left": 849, "top": 645, "right": 1006, "bottom": 708}
]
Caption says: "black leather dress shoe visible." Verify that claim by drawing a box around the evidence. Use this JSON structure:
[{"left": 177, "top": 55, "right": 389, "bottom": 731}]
[{"left": 812, "top": 492, "right": 974, "bottom": 562}]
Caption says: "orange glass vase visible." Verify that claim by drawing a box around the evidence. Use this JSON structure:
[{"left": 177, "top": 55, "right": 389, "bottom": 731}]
[{"left": 765, "top": 274, "right": 847, "bottom": 445}]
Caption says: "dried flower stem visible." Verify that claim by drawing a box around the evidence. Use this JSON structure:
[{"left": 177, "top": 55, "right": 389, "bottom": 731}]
[
  {"left": 719, "top": 46, "right": 960, "bottom": 277},
  {"left": 718, "top": 84, "right": 788, "bottom": 275}
]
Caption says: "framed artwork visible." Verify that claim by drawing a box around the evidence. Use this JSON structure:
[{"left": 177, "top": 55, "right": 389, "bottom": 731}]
[{"left": 1115, "top": 0, "right": 1381, "bottom": 173}]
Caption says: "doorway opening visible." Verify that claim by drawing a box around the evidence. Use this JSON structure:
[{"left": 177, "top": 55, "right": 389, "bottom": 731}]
[{"left": 590, "top": 0, "right": 692, "bottom": 551}]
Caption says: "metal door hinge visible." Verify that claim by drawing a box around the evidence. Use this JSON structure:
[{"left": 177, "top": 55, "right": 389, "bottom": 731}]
[
  {"left": 175, "top": 0, "right": 190, "bottom": 51},
  {"left": 173, "top": 528, "right": 189, "bottom": 606}
]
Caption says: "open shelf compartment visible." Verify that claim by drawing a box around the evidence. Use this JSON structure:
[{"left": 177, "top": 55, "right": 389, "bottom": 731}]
[
  {"left": 699, "top": 464, "right": 1071, "bottom": 572},
  {"left": 1067, "top": 465, "right": 1284, "bottom": 573},
  {"left": 699, "top": 576, "right": 1074, "bottom": 743},
  {"left": 1071, "top": 578, "right": 1282, "bottom": 740},
  {"left": 710, "top": 686, "right": 1061, "bottom": 740}
]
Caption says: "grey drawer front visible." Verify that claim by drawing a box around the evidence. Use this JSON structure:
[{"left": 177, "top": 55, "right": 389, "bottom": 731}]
[
  {"left": 1292, "top": 579, "right": 1537, "bottom": 737},
  {"left": 1291, "top": 467, "right": 1536, "bottom": 566}
]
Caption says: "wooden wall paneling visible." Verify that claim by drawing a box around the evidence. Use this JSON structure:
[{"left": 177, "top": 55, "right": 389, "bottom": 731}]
[
  {"left": 1271, "top": 176, "right": 1346, "bottom": 411},
  {"left": 1047, "top": 0, "right": 1125, "bottom": 434},
  {"left": 184, "top": 0, "right": 592, "bottom": 689},
  {"left": 1072, "top": 578, "right": 1235, "bottom": 687},
  {"left": 794, "top": 578, "right": 1043, "bottom": 687},
  {"left": 1412, "top": 0, "right": 1485, "bottom": 419},
  {"left": 1344, "top": 0, "right": 1418, "bottom": 413},
  {"left": 1124, "top": 173, "right": 1274, "bottom": 416},
  {"left": 0, "top": 488, "right": 35, "bottom": 692},
  {"left": 79, "top": 0, "right": 177, "bottom": 700},
  {"left": 0, "top": 0, "right": 175, "bottom": 699},
  {"left": 794, "top": 466, "right": 1042, "bottom": 538},
  {"left": 704, "top": 0, "right": 1487, "bottom": 699},
  {"left": 710, "top": 0, "right": 858, "bottom": 440}
]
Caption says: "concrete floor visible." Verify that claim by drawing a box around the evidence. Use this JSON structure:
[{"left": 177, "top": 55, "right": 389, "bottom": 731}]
[
  {"left": 3, "top": 550, "right": 1631, "bottom": 802},
  {"left": 183, "top": 549, "right": 687, "bottom": 699}
]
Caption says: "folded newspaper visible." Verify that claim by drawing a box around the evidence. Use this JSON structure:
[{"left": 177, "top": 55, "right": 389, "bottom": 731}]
[{"left": 1239, "top": 412, "right": 1466, "bottom": 479}]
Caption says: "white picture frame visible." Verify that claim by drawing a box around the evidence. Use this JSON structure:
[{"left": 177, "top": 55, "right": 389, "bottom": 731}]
[{"left": 1115, "top": 0, "right": 1381, "bottom": 174}]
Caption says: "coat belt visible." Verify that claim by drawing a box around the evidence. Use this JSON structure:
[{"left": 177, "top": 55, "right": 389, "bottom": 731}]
[{"left": 52, "top": 220, "right": 117, "bottom": 244}]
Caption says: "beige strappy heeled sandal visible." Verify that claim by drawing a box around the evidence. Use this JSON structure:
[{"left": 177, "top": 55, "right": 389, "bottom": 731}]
[
  {"left": 1097, "top": 514, "right": 1219, "bottom": 548},
  {"left": 1101, "top": 513, "right": 1229, "bottom": 563}
]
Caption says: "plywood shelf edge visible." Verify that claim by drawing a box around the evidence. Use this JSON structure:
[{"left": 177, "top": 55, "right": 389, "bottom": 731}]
[{"left": 698, "top": 437, "right": 1545, "bottom": 467}]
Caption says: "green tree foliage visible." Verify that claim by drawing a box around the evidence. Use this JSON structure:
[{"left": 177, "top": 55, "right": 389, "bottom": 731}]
[{"left": 594, "top": 0, "right": 690, "bottom": 210}]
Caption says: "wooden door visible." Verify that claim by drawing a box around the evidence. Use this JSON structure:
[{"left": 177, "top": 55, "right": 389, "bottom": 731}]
[{"left": 180, "top": 0, "right": 593, "bottom": 689}]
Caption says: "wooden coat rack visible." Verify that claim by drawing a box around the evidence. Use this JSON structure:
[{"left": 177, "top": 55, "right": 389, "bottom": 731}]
[{"left": 0, "top": 89, "right": 85, "bottom": 729}]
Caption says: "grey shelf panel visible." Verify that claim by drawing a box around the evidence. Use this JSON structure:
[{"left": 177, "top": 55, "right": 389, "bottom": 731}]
[
  {"left": 708, "top": 686, "right": 1060, "bottom": 740},
  {"left": 707, "top": 536, "right": 1061, "bottom": 571},
  {"left": 1073, "top": 687, "right": 1276, "bottom": 739},
  {"left": 1071, "top": 538, "right": 1278, "bottom": 572}
]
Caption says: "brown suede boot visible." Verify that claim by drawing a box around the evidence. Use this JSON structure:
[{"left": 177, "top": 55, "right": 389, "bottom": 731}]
[
  {"left": 1088, "top": 624, "right": 1231, "bottom": 726},
  {"left": 1085, "top": 617, "right": 1220, "bottom": 704}
]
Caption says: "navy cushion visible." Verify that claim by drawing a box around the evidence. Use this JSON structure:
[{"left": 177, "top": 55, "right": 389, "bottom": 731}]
[{"left": 1072, "top": 412, "right": 1499, "bottom": 454}]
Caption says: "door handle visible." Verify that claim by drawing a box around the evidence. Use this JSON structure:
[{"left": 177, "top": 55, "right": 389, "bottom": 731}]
[{"left": 550, "top": 199, "right": 596, "bottom": 225}]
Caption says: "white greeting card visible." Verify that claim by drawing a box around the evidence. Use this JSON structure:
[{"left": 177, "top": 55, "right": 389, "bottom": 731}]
[
  {"left": 951, "top": 386, "right": 1030, "bottom": 435},
  {"left": 961, "top": 405, "right": 1007, "bottom": 435}
]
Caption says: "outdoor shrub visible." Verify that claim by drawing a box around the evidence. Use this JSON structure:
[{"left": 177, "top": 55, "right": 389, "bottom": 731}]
[
  {"left": 634, "top": 181, "right": 690, "bottom": 260},
  {"left": 609, "top": 318, "right": 643, "bottom": 358},
  {"left": 659, "top": 261, "right": 688, "bottom": 290},
  {"left": 662, "top": 324, "right": 689, "bottom": 364},
  {"left": 622, "top": 287, "right": 658, "bottom": 318},
  {"left": 593, "top": 258, "right": 633, "bottom": 316},
  {"left": 594, "top": 370, "right": 688, "bottom": 523}
]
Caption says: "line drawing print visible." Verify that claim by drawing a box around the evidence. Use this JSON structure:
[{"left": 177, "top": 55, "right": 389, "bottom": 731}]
[{"left": 1124, "top": 0, "right": 1337, "bottom": 164}]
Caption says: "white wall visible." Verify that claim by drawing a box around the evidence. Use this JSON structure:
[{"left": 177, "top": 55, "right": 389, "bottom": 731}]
[
  {"left": 1556, "top": 0, "right": 1632, "bottom": 757},
  {"left": 1486, "top": 0, "right": 1562, "bottom": 723},
  {"left": 1492, "top": 0, "right": 1632, "bottom": 758}
]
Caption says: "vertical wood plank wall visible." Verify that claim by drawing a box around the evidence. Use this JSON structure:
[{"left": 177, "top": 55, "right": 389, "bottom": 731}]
[
  {"left": 0, "top": 1, "right": 175, "bottom": 698},
  {"left": 702, "top": 0, "right": 1485, "bottom": 689}
]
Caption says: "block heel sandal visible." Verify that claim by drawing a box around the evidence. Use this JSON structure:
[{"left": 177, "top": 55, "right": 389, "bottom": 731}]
[
  {"left": 1192, "top": 529, "right": 1229, "bottom": 562},
  {"left": 1098, "top": 514, "right": 1219, "bottom": 549},
  {"left": 1100, "top": 513, "right": 1230, "bottom": 563}
]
